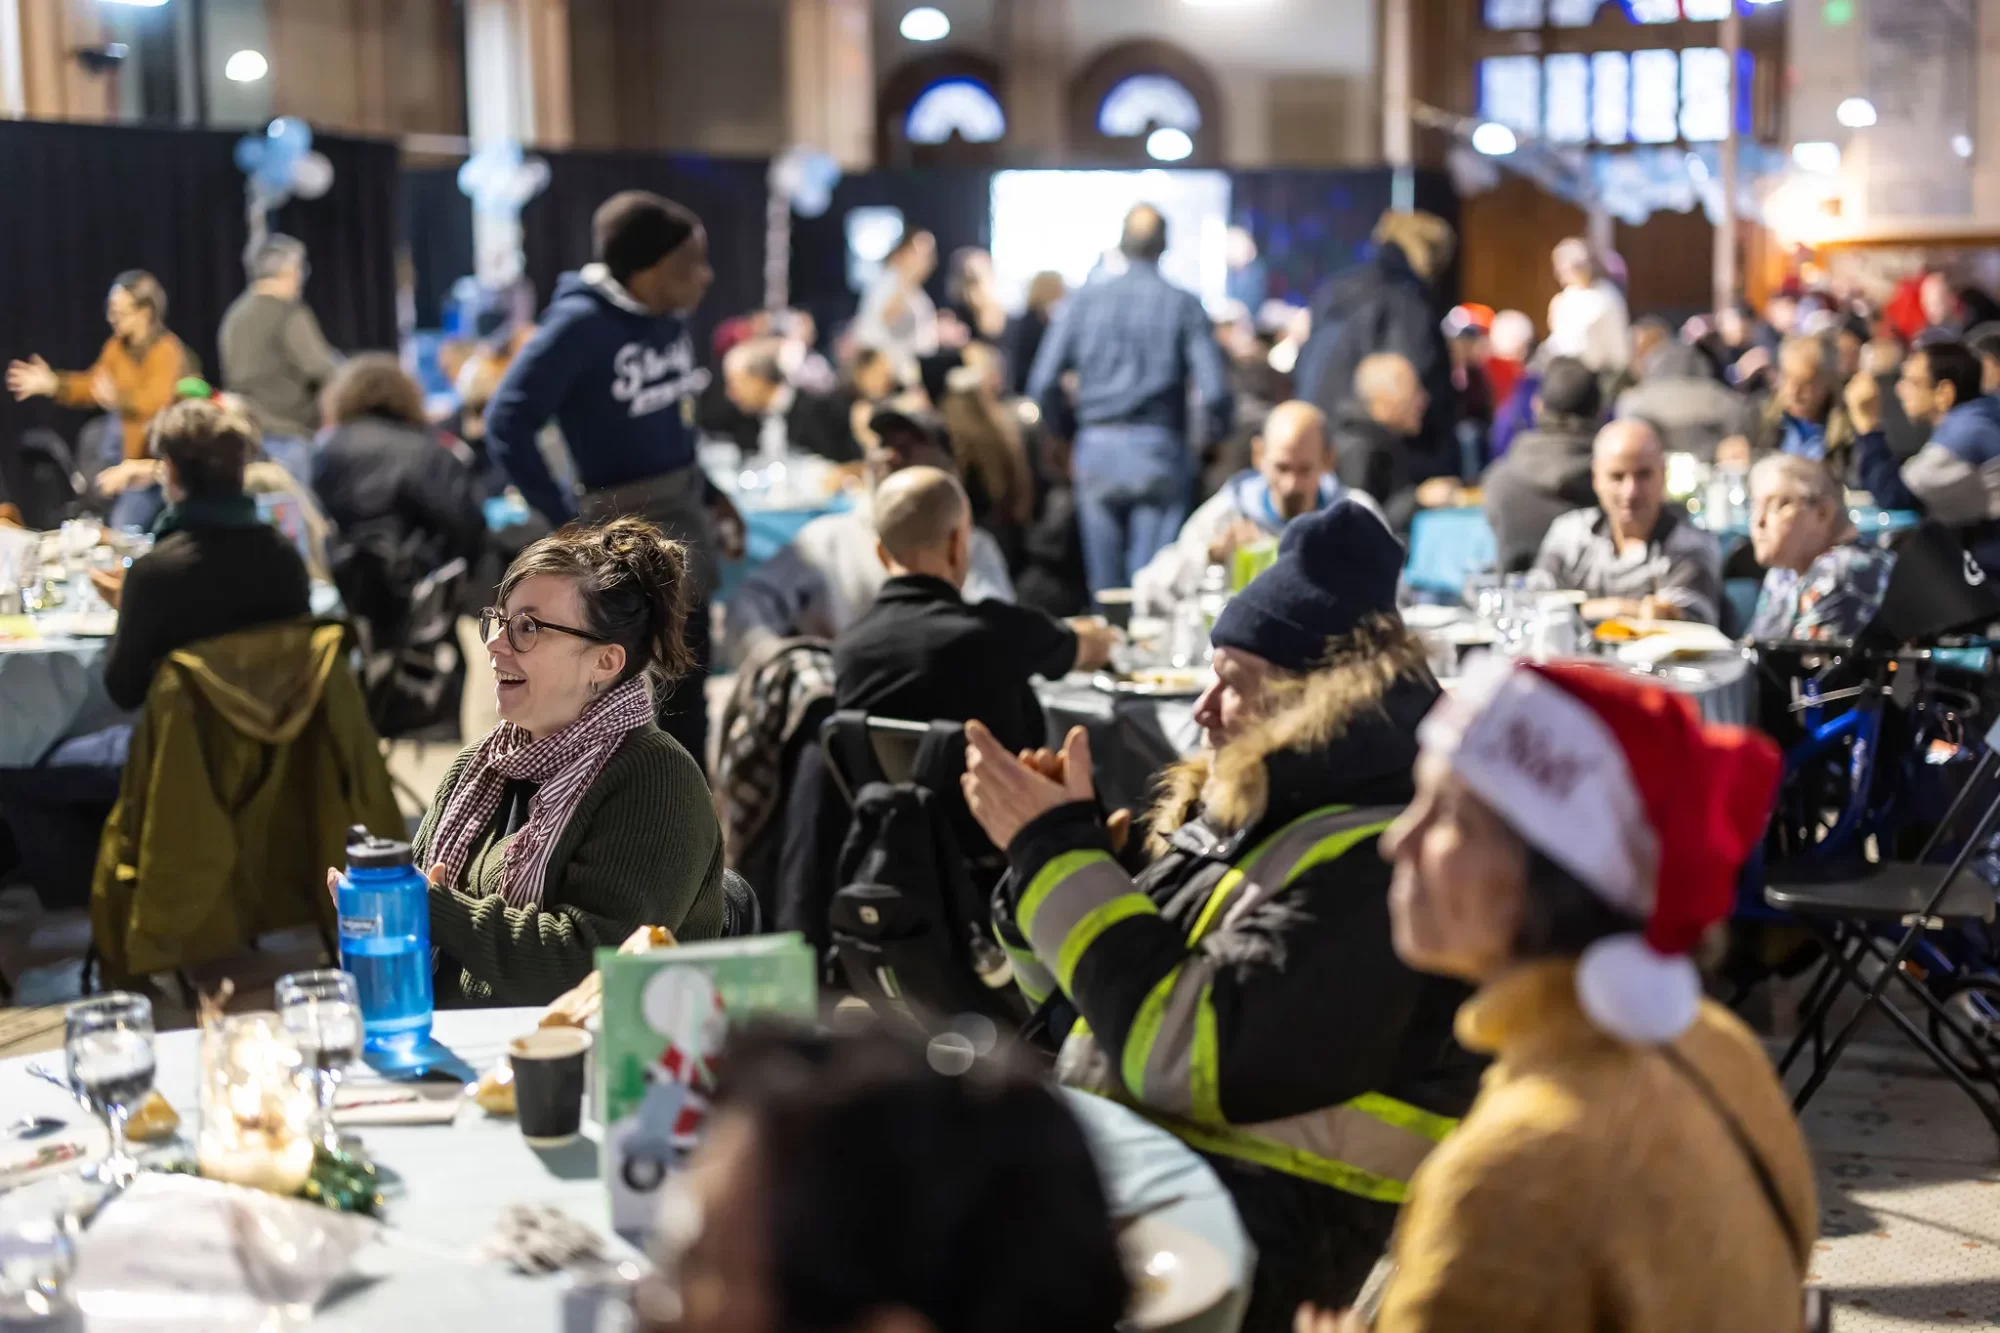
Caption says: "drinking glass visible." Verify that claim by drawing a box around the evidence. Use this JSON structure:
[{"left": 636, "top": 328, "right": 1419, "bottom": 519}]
[
  {"left": 63, "top": 993, "right": 155, "bottom": 1187},
  {"left": 0, "top": 1190, "right": 79, "bottom": 1326},
  {"left": 276, "top": 970, "right": 362, "bottom": 1151}
]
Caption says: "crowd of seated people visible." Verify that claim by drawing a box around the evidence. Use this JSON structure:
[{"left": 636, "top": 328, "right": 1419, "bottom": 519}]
[{"left": 40, "top": 186, "right": 2000, "bottom": 1333}]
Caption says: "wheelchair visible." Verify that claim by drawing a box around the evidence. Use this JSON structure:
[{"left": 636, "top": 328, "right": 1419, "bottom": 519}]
[{"left": 1747, "top": 521, "right": 2000, "bottom": 1079}]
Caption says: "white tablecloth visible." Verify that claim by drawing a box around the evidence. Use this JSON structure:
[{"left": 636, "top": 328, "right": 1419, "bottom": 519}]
[
  {"left": 0, "top": 586, "right": 345, "bottom": 768},
  {"left": 0, "top": 1006, "right": 1252, "bottom": 1331}
]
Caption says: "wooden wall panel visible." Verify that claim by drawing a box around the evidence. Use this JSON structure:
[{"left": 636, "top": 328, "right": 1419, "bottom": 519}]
[{"left": 268, "top": 0, "right": 462, "bottom": 139}]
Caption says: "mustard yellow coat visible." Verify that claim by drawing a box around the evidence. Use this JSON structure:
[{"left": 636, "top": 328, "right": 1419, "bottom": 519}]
[{"left": 1374, "top": 960, "right": 1818, "bottom": 1333}]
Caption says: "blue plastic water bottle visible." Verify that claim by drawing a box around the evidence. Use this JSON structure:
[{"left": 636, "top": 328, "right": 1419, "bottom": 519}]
[{"left": 336, "top": 826, "right": 433, "bottom": 1051}]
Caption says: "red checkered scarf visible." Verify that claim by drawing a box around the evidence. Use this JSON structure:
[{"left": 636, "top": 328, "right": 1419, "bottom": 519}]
[{"left": 428, "top": 675, "right": 653, "bottom": 910}]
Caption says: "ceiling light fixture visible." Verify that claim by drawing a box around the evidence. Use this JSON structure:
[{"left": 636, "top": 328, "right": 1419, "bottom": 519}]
[
  {"left": 1471, "top": 122, "right": 1518, "bottom": 156},
  {"left": 224, "top": 49, "right": 267, "bottom": 83},
  {"left": 899, "top": 7, "right": 950, "bottom": 42},
  {"left": 1835, "top": 97, "right": 1877, "bottom": 129},
  {"left": 1146, "top": 127, "right": 1194, "bottom": 161}
]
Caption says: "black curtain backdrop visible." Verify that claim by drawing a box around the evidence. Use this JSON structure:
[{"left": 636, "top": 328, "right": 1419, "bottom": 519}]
[
  {"left": 401, "top": 166, "right": 476, "bottom": 331},
  {"left": 520, "top": 151, "right": 768, "bottom": 361},
  {"left": 403, "top": 160, "right": 1460, "bottom": 376},
  {"left": 787, "top": 167, "right": 994, "bottom": 347},
  {"left": 1229, "top": 167, "right": 1462, "bottom": 309},
  {"left": 0, "top": 118, "right": 400, "bottom": 461}
]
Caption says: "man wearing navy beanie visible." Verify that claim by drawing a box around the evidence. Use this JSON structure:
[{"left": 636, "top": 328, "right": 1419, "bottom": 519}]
[
  {"left": 1209, "top": 498, "right": 1405, "bottom": 675},
  {"left": 967, "top": 496, "right": 1478, "bottom": 1331}
]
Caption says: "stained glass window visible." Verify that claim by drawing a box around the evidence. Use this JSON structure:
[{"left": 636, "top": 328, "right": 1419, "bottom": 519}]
[
  {"left": 1592, "top": 51, "right": 1631, "bottom": 144},
  {"left": 1678, "top": 47, "right": 1731, "bottom": 142},
  {"left": 1630, "top": 0, "right": 1682, "bottom": 20},
  {"left": 1484, "top": 0, "right": 1545, "bottom": 27},
  {"left": 1681, "top": 0, "right": 1736, "bottom": 18},
  {"left": 1478, "top": 55, "right": 1543, "bottom": 134},
  {"left": 1630, "top": 48, "right": 1681, "bottom": 142},
  {"left": 1098, "top": 75, "right": 1203, "bottom": 137},
  {"left": 905, "top": 79, "right": 1007, "bottom": 145},
  {"left": 1545, "top": 54, "right": 1592, "bottom": 143}
]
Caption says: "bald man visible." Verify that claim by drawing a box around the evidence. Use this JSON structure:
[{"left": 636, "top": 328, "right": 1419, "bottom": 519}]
[
  {"left": 834, "top": 467, "right": 1117, "bottom": 753},
  {"left": 1532, "top": 418, "right": 1722, "bottom": 624},
  {"left": 1027, "top": 202, "right": 1234, "bottom": 597},
  {"left": 1329, "top": 351, "right": 1430, "bottom": 530},
  {"left": 1133, "top": 400, "right": 1387, "bottom": 606}
]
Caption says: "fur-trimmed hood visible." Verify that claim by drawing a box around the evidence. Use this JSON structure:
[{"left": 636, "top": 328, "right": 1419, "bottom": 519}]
[{"left": 1149, "top": 631, "right": 1438, "bottom": 850}]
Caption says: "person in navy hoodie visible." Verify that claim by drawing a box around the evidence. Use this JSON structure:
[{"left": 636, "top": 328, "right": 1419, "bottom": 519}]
[
  {"left": 485, "top": 190, "right": 740, "bottom": 769},
  {"left": 1849, "top": 338, "right": 2000, "bottom": 572}
]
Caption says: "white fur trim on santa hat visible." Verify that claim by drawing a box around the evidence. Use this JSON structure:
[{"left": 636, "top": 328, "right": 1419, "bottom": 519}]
[
  {"left": 1575, "top": 933, "right": 1702, "bottom": 1044},
  {"left": 1421, "top": 658, "right": 1658, "bottom": 920}
]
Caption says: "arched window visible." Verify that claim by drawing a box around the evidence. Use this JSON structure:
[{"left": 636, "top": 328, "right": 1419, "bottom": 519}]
[
  {"left": 1067, "top": 41, "right": 1222, "bottom": 165},
  {"left": 1097, "top": 74, "right": 1203, "bottom": 139},
  {"left": 906, "top": 78, "right": 1007, "bottom": 145},
  {"left": 879, "top": 53, "right": 1009, "bottom": 166}
]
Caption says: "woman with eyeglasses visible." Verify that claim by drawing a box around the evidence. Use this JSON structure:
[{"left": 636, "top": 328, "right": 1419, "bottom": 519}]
[{"left": 402, "top": 517, "right": 724, "bottom": 1006}]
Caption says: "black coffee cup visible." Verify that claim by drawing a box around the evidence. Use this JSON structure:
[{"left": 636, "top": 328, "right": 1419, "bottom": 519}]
[
  {"left": 1097, "top": 588, "right": 1136, "bottom": 630},
  {"left": 510, "top": 1027, "right": 592, "bottom": 1146}
]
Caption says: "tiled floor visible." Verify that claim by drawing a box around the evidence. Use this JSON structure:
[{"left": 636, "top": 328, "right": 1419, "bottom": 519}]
[{"left": 1790, "top": 1032, "right": 2000, "bottom": 1328}]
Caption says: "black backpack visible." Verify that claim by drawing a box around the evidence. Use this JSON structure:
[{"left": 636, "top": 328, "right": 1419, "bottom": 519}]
[{"left": 824, "top": 716, "right": 1026, "bottom": 1032}]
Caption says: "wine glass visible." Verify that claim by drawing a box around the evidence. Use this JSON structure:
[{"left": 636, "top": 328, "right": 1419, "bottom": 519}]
[
  {"left": 276, "top": 970, "right": 362, "bottom": 1151},
  {"left": 63, "top": 993, "right": 155, "bottom": 1187}
]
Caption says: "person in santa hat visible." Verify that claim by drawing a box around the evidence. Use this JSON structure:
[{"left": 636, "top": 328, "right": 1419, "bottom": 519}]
[{"left": 1309, "top": 658, "right": 1818, "bottom": 1333}]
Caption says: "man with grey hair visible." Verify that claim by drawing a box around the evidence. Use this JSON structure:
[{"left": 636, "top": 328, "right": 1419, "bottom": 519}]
[
  {"left": 1746, "top": 451, "right": 1894, "bottom": 641},
  {"left": 833, "top": 465, "right": 1115, "bottom": 753},
  {"left": 1533, "top": 418, "right": 1722, "bottom": 623},
  {"left": 1330, "top": 351, "right": 1428, "bottom": 529},
  {"left": 218, "top": 232, "right": 339, "bottom": 480}
]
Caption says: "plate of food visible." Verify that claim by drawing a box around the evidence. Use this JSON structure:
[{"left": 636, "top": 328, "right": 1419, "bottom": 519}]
[
  {"left": 1121, "top": 1216, "right": 1233, "bottom": 1330},
  {"left": 1093, "top": 667, "right": 1210, "bottom": 698}
]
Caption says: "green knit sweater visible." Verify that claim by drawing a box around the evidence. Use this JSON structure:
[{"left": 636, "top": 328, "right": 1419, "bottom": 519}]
[{"left": 413, "top": 724, "right": 724, "bottom": 1007}]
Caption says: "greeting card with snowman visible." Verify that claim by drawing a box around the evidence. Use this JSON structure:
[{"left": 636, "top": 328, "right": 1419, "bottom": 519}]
[{"left": 598, "top": 934, "right": 818, "bottom": 1239}]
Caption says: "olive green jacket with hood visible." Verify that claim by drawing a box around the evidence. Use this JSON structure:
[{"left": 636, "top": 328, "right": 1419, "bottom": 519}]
[{"left": 91, "top": 619, "right": 404, "bottom": 982}]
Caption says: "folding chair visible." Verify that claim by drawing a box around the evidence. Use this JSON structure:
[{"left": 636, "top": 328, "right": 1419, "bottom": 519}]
[{"left": 1764, "top": 714, "right": 2000, "bottom": 1144}]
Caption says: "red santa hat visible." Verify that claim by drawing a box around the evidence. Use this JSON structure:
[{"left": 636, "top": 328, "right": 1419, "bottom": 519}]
[{"left": 1418, "top": 658, "right": 1781, "bottom": 1043}]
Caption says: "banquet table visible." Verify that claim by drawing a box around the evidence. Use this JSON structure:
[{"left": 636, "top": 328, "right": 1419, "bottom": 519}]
[
  {"left": 1038, "top": 674, "right": 1204, "bottom": 815},
  {"left": 0, "top": 1006, "right": 1253, "bottom": 1333},
  {"left": 0, "top": 585, "right": 344, "bottom": 768}
]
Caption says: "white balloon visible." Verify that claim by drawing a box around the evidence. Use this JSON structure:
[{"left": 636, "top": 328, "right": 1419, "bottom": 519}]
[{"left": 290, "top": 151, "right": 334, "bottom": 200}]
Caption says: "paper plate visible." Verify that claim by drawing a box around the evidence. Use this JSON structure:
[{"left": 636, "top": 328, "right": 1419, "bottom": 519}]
[
  {"left": 1401, "top": 603, "right": 1467, "bottom": 631},
  {"left": 1121, "top": 1216, "right": 1232, "bottom": 1330}
]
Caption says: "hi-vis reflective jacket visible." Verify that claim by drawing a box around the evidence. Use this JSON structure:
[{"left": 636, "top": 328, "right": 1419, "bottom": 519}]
[{"left": 996, "top": 674, "right": 1485, "bottom": 1209}]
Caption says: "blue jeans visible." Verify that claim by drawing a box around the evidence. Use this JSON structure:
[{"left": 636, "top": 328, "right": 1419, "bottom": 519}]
[
  {"left": 1072, "top": 424, "right": 1189, "bottom": 597},
  {"left": 109, "top": 483, "right": 165, "bottom": 533}
]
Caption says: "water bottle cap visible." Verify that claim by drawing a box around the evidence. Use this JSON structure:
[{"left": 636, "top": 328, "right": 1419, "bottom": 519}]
[{"left": 346, "top": 825, "right": 413, "bottom": 869}]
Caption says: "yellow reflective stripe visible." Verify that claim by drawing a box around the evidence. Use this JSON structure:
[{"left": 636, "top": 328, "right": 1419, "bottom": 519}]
[
  {"left": 1186, "top": 866, "right": 1246, "bottom": 944},
  {"left": 1017, "top": 850, "right": 1111, "bottom": 940},
  {"left": 1348, "top": 1092, "right": 1458, "bottom": 1143},
  {"left": 1283, "top": 820, "right": 1394, "bottom": 886},
  {"left": 1120, "top": 964, "right": 1183, "bottom": 1099},
  {"left": 1189, "top": 984, "right": 1222, "bottom": 1124},
  {"left": 1055, "top": 894, "right": 1158, "bottom": 992},
  {"left": 1186, "top": 805, "right": 1358, "bottom": 947},
  {"left": 999, "top": 939, "right": 1052, "bottom": 1006},
  {"left": 1167, "top": 1116, "right": 1412, "bottom": 1204}
]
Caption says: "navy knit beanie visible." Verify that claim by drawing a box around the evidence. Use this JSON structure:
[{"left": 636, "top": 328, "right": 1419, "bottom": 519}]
[{"left": 1209, "top": 500, "right": 1402, "bottom": 672}]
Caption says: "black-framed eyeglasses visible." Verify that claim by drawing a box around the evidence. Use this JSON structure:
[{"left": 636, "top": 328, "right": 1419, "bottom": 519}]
[{"left": 478, "top": 607, "right": 610, "bottom": 655}]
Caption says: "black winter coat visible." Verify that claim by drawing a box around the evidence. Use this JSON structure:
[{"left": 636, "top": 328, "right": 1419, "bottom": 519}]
[{"left": 1298, "top": 244, "right": 1457, "bottom": 475}]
